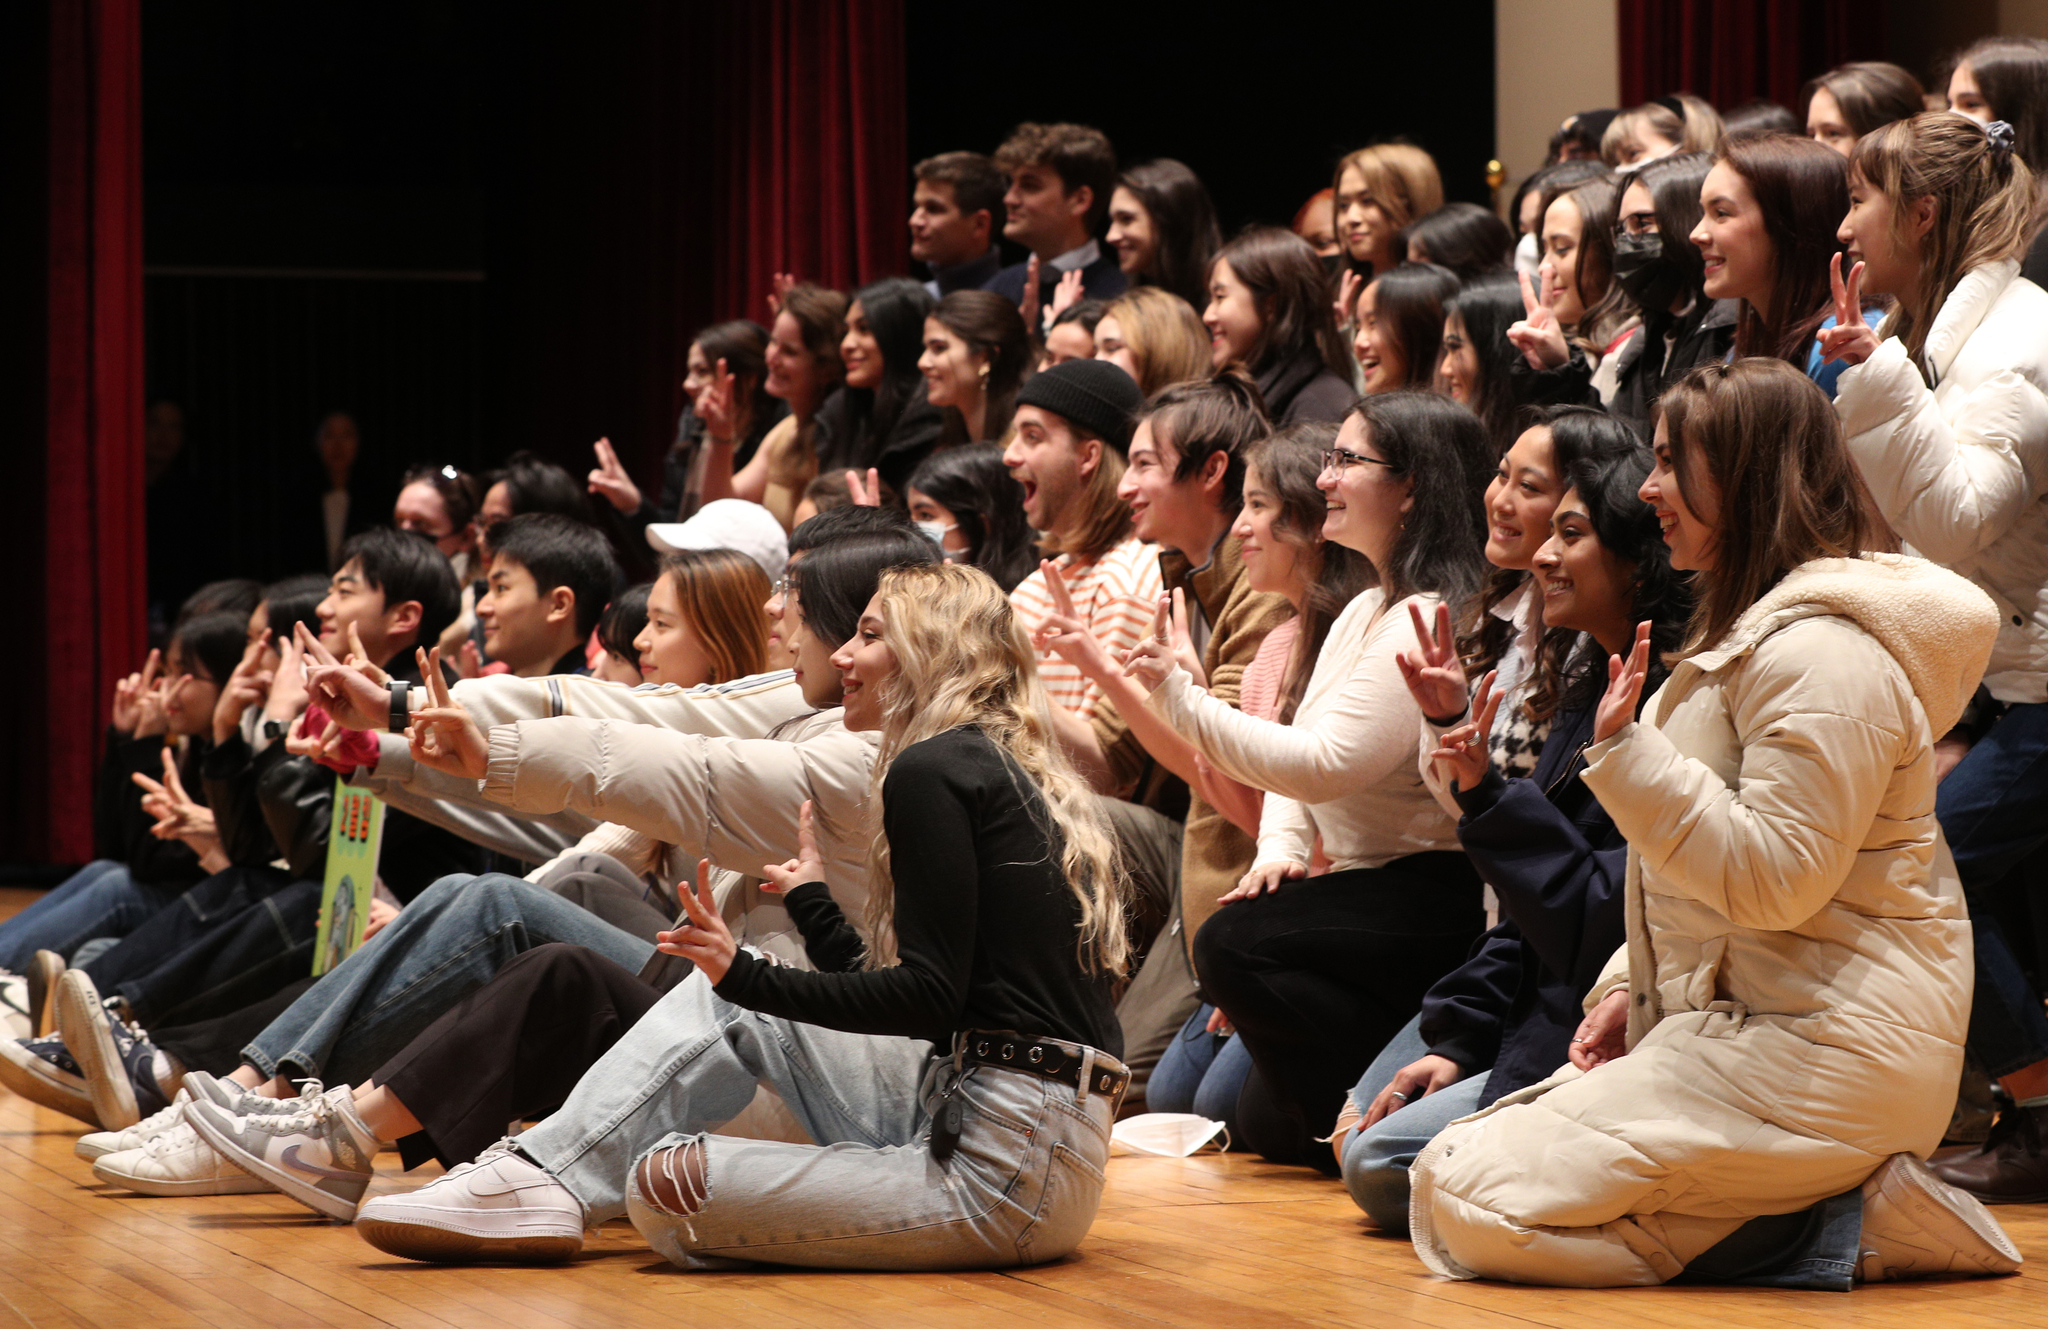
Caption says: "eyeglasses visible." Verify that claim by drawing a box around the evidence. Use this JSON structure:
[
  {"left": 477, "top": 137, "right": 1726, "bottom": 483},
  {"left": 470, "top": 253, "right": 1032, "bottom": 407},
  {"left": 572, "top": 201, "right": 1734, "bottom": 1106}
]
[
  {"left": 1320, "top": 447, "right": 1397, "bottom": 474},
  {"left": 1615, "top": 211, "right": 1659, "bottom": 239}
]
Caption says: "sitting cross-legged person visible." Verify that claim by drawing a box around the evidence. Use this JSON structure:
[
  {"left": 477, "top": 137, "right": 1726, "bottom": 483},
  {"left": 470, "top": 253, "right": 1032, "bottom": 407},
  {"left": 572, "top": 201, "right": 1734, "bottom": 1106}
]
[{"left": 193, "top": 563, "right": 1132, "bottom": 1271}]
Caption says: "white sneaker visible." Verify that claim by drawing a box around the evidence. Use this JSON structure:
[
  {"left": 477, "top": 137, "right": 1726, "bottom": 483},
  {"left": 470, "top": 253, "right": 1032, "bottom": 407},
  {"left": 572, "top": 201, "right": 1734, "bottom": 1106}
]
[
  {"left": 356, "top": 1139, "right": 586, "bottom": 1263},
  {"left": 0, "top": 974, "right": 31, "bottom": 1041},
  {"left": 181, "top": 1069, "right": 325, "bottom": 1117},
  {"left": 77, "top": 1092, "right": 189, "bottom": 1161},
  {"left": 184, "top": 1083, "right": 381, "bottom": 1221},
  {"left": 93, "top": 1120, "right": 273, "bottom": 1196},
  {"left": 1859, "top": 1152, "right": 2023, "bottom": 1281}
]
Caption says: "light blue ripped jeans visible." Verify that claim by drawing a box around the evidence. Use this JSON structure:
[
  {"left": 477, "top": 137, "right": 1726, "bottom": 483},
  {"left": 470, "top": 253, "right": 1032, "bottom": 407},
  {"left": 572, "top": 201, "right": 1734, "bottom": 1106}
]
[{"left": 514, "top": 962, "right": 1121, "bottom": 1272}]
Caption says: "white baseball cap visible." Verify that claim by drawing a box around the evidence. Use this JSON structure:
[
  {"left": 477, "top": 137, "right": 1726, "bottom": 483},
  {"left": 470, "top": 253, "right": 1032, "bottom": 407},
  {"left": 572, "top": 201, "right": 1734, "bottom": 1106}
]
[{"left": 646, "top": 499, "right": 788, "bottom": 581}]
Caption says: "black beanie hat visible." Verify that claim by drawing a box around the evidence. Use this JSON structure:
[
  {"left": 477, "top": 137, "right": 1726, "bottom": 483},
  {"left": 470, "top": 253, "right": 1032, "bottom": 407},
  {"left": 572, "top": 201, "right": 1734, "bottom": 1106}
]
[{"left": 1013, "top": 360, "right": 1146, "bottom": 455}]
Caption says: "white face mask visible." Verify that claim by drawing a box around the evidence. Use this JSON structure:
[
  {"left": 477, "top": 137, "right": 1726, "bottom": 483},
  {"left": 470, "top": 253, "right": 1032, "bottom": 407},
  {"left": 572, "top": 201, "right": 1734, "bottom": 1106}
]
[
  {"left": 1109, "top": 1112, "right": 1229, "bottom": 1157},
  {"left": 914, "top": 519, "right": 957, "bottom": 549},
  {"left": 1514, "top": 228, "right": 1541, "bottom": 281}
]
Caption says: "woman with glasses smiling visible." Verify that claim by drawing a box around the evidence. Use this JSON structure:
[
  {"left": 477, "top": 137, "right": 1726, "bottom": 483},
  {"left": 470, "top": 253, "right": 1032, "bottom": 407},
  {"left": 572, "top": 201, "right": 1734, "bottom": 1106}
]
[{"left": 1118, "top": 391, "right": 1492, "bottom": 1169}]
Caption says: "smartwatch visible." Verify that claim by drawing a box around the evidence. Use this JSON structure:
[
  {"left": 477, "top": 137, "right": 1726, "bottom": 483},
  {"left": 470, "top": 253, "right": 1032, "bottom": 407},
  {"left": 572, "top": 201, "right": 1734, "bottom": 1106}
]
[
  {"left": 261, "top": 718, "right": 288, "bottom": 742},
  {"left": 389, "top": 680, "right": 411, "bottom": 733}
]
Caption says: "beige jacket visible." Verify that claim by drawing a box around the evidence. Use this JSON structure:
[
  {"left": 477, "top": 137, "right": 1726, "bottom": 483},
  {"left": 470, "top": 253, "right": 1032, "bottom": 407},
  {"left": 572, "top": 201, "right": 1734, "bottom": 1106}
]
[
  {"left": 479, "top": 707, "right": 881, "bottom": 956},
  {"left": 1412, "top": 554, "right": 1997, "bottom": 1284}
]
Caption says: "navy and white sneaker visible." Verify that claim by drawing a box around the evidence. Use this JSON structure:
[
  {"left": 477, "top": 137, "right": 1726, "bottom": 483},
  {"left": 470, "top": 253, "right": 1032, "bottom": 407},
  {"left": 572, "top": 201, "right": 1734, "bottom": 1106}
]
[
  {"left": 185, "top": 1083, "right": 382, "bottom": 1221},
  {"left": 56, "top": 969, "right": 169, "bottom": 1132},
  {"left": 0, "top": 1032, "right": 98, "bottom": 1125},
  {"left": 0, "top": 973, "right": 32, "bottom": 1041}
]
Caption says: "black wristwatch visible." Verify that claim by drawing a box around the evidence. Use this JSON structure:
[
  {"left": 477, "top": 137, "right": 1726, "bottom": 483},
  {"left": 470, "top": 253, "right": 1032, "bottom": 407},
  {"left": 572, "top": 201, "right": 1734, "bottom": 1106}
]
[
  {"left": 389, "top": 680, "right": 411, "bottom": 732},
  {"left": 261, "top": 718, "right": 288, "bottom": 742}
]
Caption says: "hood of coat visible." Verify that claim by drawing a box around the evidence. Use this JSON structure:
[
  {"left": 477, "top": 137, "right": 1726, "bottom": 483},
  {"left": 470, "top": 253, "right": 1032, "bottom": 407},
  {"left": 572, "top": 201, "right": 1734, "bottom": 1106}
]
[
  {"left": 1685, "top": 552, "right": 1998, "bottom": 736},
  {"left": 1923, "top": 260, "right": 2021, "bottom": 386}
]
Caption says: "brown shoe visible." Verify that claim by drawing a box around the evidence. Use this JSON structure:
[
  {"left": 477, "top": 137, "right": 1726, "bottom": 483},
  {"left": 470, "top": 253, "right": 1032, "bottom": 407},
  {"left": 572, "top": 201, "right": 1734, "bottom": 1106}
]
[{"left": 1928, "top": 1101, "right": 2048, "bottom": 1204}]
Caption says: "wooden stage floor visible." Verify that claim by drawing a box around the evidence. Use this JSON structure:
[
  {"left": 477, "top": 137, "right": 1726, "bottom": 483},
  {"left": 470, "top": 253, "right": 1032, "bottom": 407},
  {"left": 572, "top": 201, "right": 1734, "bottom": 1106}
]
[{"left": 1, "top": 897, "right": 2044, "bottom": 1326}]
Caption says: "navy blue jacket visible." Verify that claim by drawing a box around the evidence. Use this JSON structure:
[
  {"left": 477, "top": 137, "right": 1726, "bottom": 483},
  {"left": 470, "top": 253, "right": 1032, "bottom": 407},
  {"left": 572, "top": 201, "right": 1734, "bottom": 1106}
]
[{"left": 1416, "top": 700, "right": 1628, "bottom": 1107}]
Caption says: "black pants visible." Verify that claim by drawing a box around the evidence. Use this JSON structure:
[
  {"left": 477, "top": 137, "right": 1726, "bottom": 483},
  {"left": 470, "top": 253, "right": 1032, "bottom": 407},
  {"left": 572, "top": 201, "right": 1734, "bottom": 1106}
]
[
  {"left": 377, "top": 942, "right": 670, "bottom": 1171},
  {"left": 1193, "top": 853, "right": 1483, "bottom": 1171},
  {"left": 152, "top": 976, "right": 317, "bottom": 1078},
  {"left": 93, "top": 874, "right": 324, "bottom": 1028}
]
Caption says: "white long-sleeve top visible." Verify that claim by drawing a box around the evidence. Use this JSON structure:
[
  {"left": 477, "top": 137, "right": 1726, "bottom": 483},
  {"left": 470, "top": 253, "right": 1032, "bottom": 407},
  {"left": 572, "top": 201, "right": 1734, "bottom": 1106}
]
[{"left": 1146, "top": 587, "right": 1460, "bottom": 872}]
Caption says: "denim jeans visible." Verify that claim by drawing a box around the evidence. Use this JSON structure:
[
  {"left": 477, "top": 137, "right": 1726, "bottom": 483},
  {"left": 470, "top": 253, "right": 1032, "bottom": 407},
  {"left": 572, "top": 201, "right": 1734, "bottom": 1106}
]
[
  {"left": 1677, "top": 1186, "right": 1863, "bottom": 1292},
  {"left": 79, "top": 865, "right": 304, "bottom": 1023},
  {"left": 518, "top": 967, "right": 1119, "bottom": 1271},
  {"left": 1148, "top": 1004, "right": 1254, "bottom": 1133},
  {"left": 240, "top": 873, "right": 654, "bottom": 1086},
  {"left": 1936, "top": 701, "right": 2048, "bottom": 1077},
  {"left": 1338, "top": 1013, "right": 1487, "bottom": 1231},
  {"left": 0, "top": 860, "right": 188, "bottom": 971}
]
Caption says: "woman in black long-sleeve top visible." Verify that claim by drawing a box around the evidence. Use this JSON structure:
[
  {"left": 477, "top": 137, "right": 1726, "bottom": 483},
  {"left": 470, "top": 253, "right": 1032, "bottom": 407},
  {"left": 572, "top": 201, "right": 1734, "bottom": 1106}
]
[
  {"left": 1337, "top": 447, "right": 1689, "bottom": 1231},
  {"left": 354, "top": 562, "right": 1131, "bottom": 1270}
]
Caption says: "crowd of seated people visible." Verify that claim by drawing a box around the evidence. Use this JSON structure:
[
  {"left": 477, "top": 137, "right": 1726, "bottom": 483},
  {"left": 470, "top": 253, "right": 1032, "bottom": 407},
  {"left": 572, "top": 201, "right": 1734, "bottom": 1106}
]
[{"left": 13, "top": 39, "right": 2048, "bottom": 1290}]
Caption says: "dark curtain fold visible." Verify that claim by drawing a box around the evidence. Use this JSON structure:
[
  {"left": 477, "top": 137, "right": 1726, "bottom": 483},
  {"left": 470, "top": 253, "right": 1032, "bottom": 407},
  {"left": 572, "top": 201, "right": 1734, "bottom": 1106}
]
[
  {"left": 1619, "top": 0, "right": 1881, "bottom": 111},
  {"left": 708, "top": 0, "right": 908, "bottom": 320},
  {"left": 36, "top": 0, "right": 146, "bottom": 864}
]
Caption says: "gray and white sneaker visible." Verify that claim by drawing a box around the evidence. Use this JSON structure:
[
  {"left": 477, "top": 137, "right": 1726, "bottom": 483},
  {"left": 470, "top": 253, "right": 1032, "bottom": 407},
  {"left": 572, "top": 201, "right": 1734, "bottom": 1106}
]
[
  {"left": 181, "top": 1068, "right": 322, "bottom": 1118},
  {"left": 77, "top": 1092, "right": 189, "bottom": 1161},
  {"left": 94, "top": 1118, "right": 271, "bottom": 1197},
  {"left": 1860, "top": 1151, "right": 2024, "bottom": 1280},
  {"left": 0, "top": 1032, "right": 97, "bottom": 1125},
  {"left": 184, "top": 1083, "right": 382, "bottom": 1221},
  {"left": 356, "top": 1138, "right": 586, "bottom": 1264}
]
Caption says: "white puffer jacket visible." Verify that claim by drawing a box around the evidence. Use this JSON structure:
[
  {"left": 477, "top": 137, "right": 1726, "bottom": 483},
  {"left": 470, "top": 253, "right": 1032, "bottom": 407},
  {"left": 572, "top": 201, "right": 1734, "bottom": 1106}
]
[
  {"left": 1835, "top": 259, "right": 2048, "bottom": 703},
  {"left": 1409, "top": 554, "right": 1998, "bottom": 1287}
]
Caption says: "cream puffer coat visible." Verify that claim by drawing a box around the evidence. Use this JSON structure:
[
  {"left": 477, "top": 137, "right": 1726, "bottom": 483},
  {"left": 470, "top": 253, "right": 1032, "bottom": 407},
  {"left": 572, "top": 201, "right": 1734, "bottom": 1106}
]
[
  {"left": 1409, "top": 554, "right": 1998, "bottom": 1287},
  {"left": 1835, "top": 259, "right": 2048, "bottom": 704}
]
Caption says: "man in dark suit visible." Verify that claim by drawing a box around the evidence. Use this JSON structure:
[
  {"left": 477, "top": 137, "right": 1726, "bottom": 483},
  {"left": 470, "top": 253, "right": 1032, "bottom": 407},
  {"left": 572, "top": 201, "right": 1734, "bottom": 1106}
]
[
  {"left": 983, "top": 122, "right": 1129, "bottom": 313},
  {"left": 911, "top": 152, "right": 1006, "bottom": 297}
]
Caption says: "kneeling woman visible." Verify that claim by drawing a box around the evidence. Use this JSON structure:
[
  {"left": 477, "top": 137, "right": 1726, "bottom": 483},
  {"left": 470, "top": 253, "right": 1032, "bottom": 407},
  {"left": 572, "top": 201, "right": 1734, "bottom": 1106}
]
[
  {"left": 355, "top": 562, "right": 1131, "bottom": 1270},
  {"left": 1410, "top": 358, "right": 2017, "bottom": 1288}
]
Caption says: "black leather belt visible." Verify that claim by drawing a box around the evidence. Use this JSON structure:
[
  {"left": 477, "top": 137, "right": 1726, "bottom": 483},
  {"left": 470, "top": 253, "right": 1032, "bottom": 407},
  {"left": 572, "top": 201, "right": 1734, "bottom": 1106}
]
[{"left": 959, "top": 1030, "right": 1130, "bottom": 1108}]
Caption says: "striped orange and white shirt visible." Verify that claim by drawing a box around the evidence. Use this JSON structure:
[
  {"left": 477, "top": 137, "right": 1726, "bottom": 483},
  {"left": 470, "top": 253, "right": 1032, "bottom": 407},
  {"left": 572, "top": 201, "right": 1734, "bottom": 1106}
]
[{"left": 1009, "top": 537, "right": 1163, "bottom": 716}]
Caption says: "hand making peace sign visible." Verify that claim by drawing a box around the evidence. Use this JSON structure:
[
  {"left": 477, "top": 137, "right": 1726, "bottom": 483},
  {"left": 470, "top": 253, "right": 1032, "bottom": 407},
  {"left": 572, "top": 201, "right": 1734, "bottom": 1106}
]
[
  {"left": 1505, "top": 264, "right": 1571, "bottom": 370},
  {"left": 1817, "top": 252, "right": 1880, "bottom": 367}
]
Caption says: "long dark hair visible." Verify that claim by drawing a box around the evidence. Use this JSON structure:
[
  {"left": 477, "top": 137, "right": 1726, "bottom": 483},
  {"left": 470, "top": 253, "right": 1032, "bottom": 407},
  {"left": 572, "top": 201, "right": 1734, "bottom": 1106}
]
[
  {"left": 1958, "top": 37, "right": 2048, "bottom": 178},
  {"left": 1803, "top": 62, "right": 1924, "bottom": 141},
  {"left": 1402, "top": 203, "right": 1513, "bottom": 282},
  {"left": 1630, "top": 151, "right": 1714, "bottom": 318},
  {"left": 1659, "top": 359, "right": 1895, "bottom": 652},
  {"left": 1366, "top": 262, "right": 1461, "bottom": 390},
  {"left": 1244, "top": 421, "right": 1371, "bottom": 722},
  {"left": 1347, "top": 392, "right": 1491, "bottom": 607},
  {"left": 690, "top": 320, "right": 779, "bottom": 449},
  {"left": 1443, "top": 276, "right": 1525, "bottom": 455},
  {"left": 1546, "top": 448, "right": 1691, "bottom": 716},
  {"left": 905, "top": 443, "right": 1037, "bottom": 593},
  {"left": 1118, "top": 159, "right": 1223, "bottom": 311},
  {"left": 1717, "top": 135, "right": 1850, "bottom": 365},
  {"left": 1211, "top": 226, "right": 1351, "bottom": 380},
  {"left": 928, "top": 290, "right": 1030, "bottom": 447},
  {"left": 822, "top": 278, "right": 935, "bottom": 472},
  {"left": 1462, "top": 406, "right": 1645, "bottom": 685}
]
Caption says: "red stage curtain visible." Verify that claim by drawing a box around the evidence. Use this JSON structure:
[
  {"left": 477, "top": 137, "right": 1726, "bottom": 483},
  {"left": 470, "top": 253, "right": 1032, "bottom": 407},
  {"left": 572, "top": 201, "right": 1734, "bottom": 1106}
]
[
  {"left": 707, "top": 0, "right": 909, "bottom": 320},
  {"left": 1619, "top": 0, "right": 1879, "bottom": 111},
  {"left": 40, "top": 0, "right": 146, "bottom": 863}
]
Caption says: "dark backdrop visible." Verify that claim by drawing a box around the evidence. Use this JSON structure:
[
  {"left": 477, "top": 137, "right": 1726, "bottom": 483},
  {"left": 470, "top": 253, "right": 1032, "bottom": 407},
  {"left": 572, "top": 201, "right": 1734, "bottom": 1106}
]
[{"left": 906, "top": 3, "right": 1501, "bottom": 239}]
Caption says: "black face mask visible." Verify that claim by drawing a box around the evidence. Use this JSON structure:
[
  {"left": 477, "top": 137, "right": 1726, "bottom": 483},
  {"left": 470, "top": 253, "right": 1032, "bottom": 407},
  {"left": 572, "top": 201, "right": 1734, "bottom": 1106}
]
[{"left": 1611, "top": 231, "right": 1687, "bottom": 313}]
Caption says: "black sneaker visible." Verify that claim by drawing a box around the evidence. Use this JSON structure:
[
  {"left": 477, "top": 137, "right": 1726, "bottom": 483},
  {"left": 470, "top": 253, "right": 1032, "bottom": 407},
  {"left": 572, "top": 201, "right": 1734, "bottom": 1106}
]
[
  {"left": 0, "top": 1032, "right": 98, "bottom": 1125},
  {"left": 56, "top": 969, "right": 167, "bottom": 1132}
]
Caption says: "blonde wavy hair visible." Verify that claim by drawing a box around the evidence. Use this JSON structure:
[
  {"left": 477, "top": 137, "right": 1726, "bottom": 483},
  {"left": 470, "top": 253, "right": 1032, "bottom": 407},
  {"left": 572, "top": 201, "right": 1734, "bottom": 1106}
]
[
  {"left": 861, "top": 562, "right": 1128, "bottom": 975},
  {"left": 1102, "top": 286, "right": 1211, "bottom": 396}
]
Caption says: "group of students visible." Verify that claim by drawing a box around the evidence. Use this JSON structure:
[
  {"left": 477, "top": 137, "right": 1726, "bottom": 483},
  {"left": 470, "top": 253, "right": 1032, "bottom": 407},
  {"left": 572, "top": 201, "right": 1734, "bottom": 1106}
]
[{"left": 8, "top": 36, "right": 2048, "bottom": 1291}]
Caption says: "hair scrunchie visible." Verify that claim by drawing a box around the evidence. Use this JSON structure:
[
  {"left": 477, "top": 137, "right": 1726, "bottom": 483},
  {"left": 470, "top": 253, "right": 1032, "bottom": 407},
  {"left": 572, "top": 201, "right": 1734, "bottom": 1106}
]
[{"left": 1985, "top": 119, "right": 2019, "bottom": 166}]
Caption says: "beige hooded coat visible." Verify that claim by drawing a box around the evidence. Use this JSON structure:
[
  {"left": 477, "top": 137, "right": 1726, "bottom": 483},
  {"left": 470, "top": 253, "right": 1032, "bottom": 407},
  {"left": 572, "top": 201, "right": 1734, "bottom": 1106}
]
[{"left": 1409, "top": 553, "right": 1998, "bottom": 1286}]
